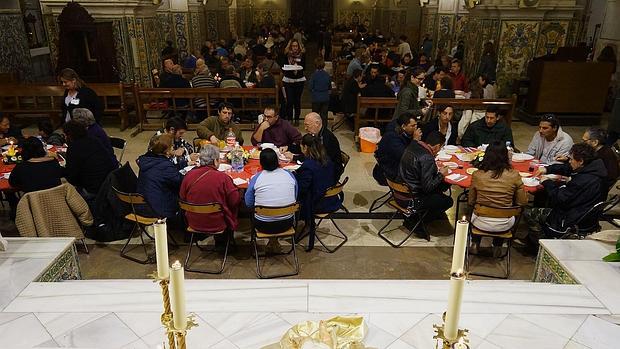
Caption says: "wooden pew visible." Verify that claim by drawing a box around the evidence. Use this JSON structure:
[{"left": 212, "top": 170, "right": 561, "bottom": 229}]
[
  {"left": 0, "top": 82, "right": 135, "bottom": 130},
  {"left": 135, "top": 86, "right": 279, "bottom": 133},
  {"left": 355, "top": 95, "right": 517, "bottom": 137}
]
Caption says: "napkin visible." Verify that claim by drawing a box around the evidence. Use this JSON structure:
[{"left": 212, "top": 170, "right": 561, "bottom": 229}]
[
  {"left": 233, "top": 178, "right": 247, "bottom": 186},
  {"left": 446, "top": 173, "right": 468, "bottom": 182}
]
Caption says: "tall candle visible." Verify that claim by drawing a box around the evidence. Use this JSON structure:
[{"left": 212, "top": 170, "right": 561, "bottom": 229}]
[
  {"left": 170, "top": 260, "right": 187, "bottom": 330},
  {"left": 154, "top": 220, "right": 169, "bottom": 279},
  {"left": 444, "top": 270, "right": 465, "bottom": 341},
  {"left": 451, "top": 217, "right": 469, "bottom": 273}
]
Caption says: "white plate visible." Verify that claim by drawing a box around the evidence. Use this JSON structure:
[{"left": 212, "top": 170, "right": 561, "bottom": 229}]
[
  {"left": 443, "top": 145, "right": 459, "bottom": 151},
  {"left": 217, "top": 163, "right": 232, "bottom": 172},
  {"left": 519, "top": 172, "right": 533, "bottom": 177},
  {"left": 2, "top": 172, "right": 10, "bottom": 179},
  {"left": 522, "top": 177, "right": 540, "bottom": 187},
  {"left": 46, "top": 144, "right": 53, "bottom": 150},
  {"left": 283, "top": 164, "right": 300, "bottom": 171},
  {"left": 512, "top": 153, "right": 534, "bottom": 162},
  {"left": 436, "top": 154, "right": 452, "bottom": 161},
  {"left": 260, "top": 143, "right": 275, "bottom": 150},
  {"left": 442, "top": 162, "right": 459, "bottom": 169},
  {"left": 478, "top": 144, "right": 488, "bottom": 151}
]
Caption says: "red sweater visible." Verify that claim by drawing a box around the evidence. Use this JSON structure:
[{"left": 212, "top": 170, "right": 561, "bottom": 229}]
[
  {"left": 450, "top": 72, "right": 469, "bottom": 92},
  {"left": 179, "top": 165, "right": 241, "bottom": 232}
]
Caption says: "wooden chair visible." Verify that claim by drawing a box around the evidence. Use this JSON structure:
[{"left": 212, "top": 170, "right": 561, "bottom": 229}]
[
  {"left": 252, "top": 203, "right": 300, "bottom": 279},
  {"left": 113, "top": 187, "right": 159, "bottom": 264},
  {"left": 178, "top": 201, "right": 230, "bottom": 274},
  {"left": 109, "top": 136, "right": 127, "bottom": 164},
  {"left": 466, "top": 204, "right": 523, "bottom": 279},
  {"left": 310, "top": 177, "right": 349, "bottom": 253},
  {"left": 377, "top": 178, "right": 429, "bottom": 247}
]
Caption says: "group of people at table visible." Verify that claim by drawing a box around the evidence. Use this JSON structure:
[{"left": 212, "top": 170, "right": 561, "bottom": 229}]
[{"left": 374, "top": 105, "right": 619, "bottom": 250}]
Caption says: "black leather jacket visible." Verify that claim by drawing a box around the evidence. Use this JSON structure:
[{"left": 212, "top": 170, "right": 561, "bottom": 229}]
[{"left": 398, "top": 140, "right": 445, "bottom": 196}]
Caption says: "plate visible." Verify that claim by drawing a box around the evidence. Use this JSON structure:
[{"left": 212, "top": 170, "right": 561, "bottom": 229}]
[
  {"left": 436, "top": 154, "right": 452, "bottom": 161},
  {"left": 443, "top": 162, "right": 459, "bottom": 169},
  {"left": 512, "top": 153, "right": 534, "bottom": 162},
  {"left": 522, "top": 177, "right": 540, "bottom": 187},
  {"left": 283, "top": 164, "right": 301, "bottom": 171},
  {"left": 443, "top": 145, "right": 459, "bottom": 151},
  {"left": 478, "top": 144, "right": 488, "bottom": 151},
  {"left": 46, "top": 144, "right": 53, "bottom": 150},
  {"left": 260, "top": 143, "right": 275, "bottom": 150},
  {"left": 455, "top": 153, "right": 477, "bottom": 162},
  {"left": 217, "top": 163, "right": 232, "bottom": 172},
  {"left": 466, "top": 168, "right": 478, "bottom": 175},
  {"left": 519, "top": 172, "right": 533, "bottom": 177}
]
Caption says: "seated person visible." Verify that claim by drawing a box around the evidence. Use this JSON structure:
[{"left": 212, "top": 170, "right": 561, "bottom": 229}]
[
  {"left": 422, "top": 105, "right": 457, "bottom": 146},
  {"left": 373, "top": 111, "right": 422, "bottom": 185},
  {"left": 251, "top": 106, "right": 301, "bottom": 151},
  {"left": 63, "top": 121, "right": 117, "bottom": 199},
  {"left": 478, "top": 74, "right": 496, "bottom": 99},
  {"left": 153, "top": 117, "right": 198, "bottom": 168},
  {"left": 72, "top": 108, "right": 117, "bottom": 167},
  {"left": 582, "top": 127, "right": 619, "bottom": 194},
  {"left": 457, "top": 83, "right": 485, "bottom": 140},
  {"left": 398, "top": 131, "right": 453, "bottom": 219},
  {"left": 197, "top": 102, "right": 244, "bottom": 145},
  {"left": 361, "top": 64, "right": 392, "bottom": 97},
  {"left": 256, "top": 62, "right": 276, "bottom": 88},
  {"left": 0, "top": 115, "right": 24, "bottom": 146},
  {"left": 245, "top": 148, "right": 298, "bottom": 233},
  {"left": 468, "top": 141, "right": 528, "bottom": 253},
  {"left": 530, "top": 143, "right": 607, "bottom": 238},
  {"left": 179, "top": 145, "right": 241, "bottom": 233},
  {"left": 295, "top": 134, "right": 340, "bottom": 222},
  {"left": 461, "top": 106, "right": 513, "bottom": 147},
  {"left": 137, "top": 134, "right": 183, "bottom": 220},
  {"left": 433, "top": 76, "right": 455, "bottom": 99},
  {"left": 423, "top": 67, "right": 447, "bottom": 92},
  {"left": 159, "top": 64, "right": 191, "bottom": 110},
  {"left": 526, "top": 114, "right": 573, "bottom": 164},
  {"left": 296, "top": 112, "right": 343, "bottom": 181},
  {"left": 9, "top": 137, "right": 63, "bottom": 193},
  {"left": 219, "top": 65, "right": 245, "bottom": 88},
  {"left": 37, "top": 120, "right": 65, "bottom": 146}
]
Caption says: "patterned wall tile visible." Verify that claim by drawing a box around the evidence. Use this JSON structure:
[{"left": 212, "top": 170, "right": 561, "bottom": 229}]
[
  {"left": 336, "top": 10, "right": 373, "bottom": 27},
  {"left": 189, "top": 12, "right": 201, "bottom": 52},
  {"left": 419, "top": 13, "right": 438, "bottom": 57},
  {"left": 252, "top": 9, "right": 286, "bottom": 27},
  {"left": 173, "top": 13, "right": 189, "bottom": 61},
  {"left": 535, "top": 20, "right": 568, "bottom": 57},
  {"left": 43, "top": 14, "right": 59, "bottom": 72},
  {"left": 111, "top": 18, "right": 130, "bottom": 83},
  {"left": 496, "top": 20, "right": 540, "bottom": 95},
  {"left": 0, "top": 14, "right": 33, "bottom": 81},
  {"left": 437, "top": 14, "right": 455, "bottom": 55}
]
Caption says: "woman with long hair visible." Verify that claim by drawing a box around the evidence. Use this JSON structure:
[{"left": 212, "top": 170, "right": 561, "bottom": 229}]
[
  {"left": 282, "top": 39, "right": 306, "bottom": 124},
  {"left": 468, "top": 141, "right": 528, "bottom": 254},
  {"left": 392, "top": 67, "right": 430, "bottom": 120},
  {"left": 295, "top": 134, "right": 340, "bottom": 222},
  {"left": 59, "top": 68, "right": 103, "bottom": 124}
]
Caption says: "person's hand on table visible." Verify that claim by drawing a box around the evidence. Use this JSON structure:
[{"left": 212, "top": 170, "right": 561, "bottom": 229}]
[
  {"left": 439, "top": 166, "right": 449, "bottom": 176},
  {"left": 189, "top": 153, "right": 199, "bottom": 162},
  {"left": 535, "top": 166, "right": 547, "bottom": 177},
  {"left": 554, "top": 154, "right": 568, "bottom": 162},
  {"left": 173, "top": 148, "right": 185, "bottom": 157},
  {"left": 283, "top": 151, "right": 294, "bottom": 162},
  {"left": 279, "top": 146, "right": 288, "bottom": 153},
  {"left": 209, "top": 135, "right": 219, "bottom": 145}
]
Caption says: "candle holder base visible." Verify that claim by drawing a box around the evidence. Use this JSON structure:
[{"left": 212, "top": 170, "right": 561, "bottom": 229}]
[
  {"left": 163, "top": 314, "right": 199, "bottom": 349},
  {"left": 433, "top": 323, "right": 470, "bottom": 349}
]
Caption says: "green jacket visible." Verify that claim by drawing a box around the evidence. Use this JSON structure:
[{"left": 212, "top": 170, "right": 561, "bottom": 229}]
[
  {"left": 392, "top": 82, "right": 419, "bottom": 120},
  {"left": 461, "top": 118, "right": 513, "bottom": 147},
  {"left": 196, "top": 116, "right": 244, "bottom": 145}
]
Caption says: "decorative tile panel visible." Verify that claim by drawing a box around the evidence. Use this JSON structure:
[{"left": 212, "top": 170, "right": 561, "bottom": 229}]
[
  {"left": 206, "top": 11, "right": 218, "bottom": 40},
  {"left": 0, "top": 14, "right": 33, "bottom": 81},
  {"left": 111, "top": 18, "right": 130, "bottom": 83},
  {"left": 496, "top": 20, "right": 540, "bottom": 96},
  {"left": 36, "top": 244, "right": 82, "bottom": 282},
  {"left": 173, "top": 12, "right": 189, "bottom": 61},
  {"left": 437, "top": 14, "right": 455, "bottom": 55},
  {"left": 535, "top": 21, "right": 568, "bottom": 57},
  {"left": 252, "top": 9, "right": 286, "bottom": 27},
  {"left": 336, "top": 10, "right": 372, "bottom": 27},
  {"left": 43, "top": 13, "right": 59, "bottom": 72},
  {"left": 533, "top": 246, "right": 578, "bottom": 284}
]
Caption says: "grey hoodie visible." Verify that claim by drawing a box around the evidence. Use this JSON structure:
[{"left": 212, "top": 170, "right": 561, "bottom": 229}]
[{"left": 526, "top": 127, "right": 574, "bottom": 164}]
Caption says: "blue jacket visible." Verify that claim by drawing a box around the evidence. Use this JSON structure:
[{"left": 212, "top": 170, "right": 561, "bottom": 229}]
[
  {"left": 375, "top": 125, "right": 412, "bottom": 181},
  {"left": 309, "top": 69, "right": 331, "bottom": 103},
  {"left": 295, "top": 158, "right": 341, "bottom": 221},
  {"left": 137, "top": 153, "right": 183, "bottom": 218}
]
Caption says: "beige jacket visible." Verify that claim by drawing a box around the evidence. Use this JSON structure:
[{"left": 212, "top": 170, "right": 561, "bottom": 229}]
[
  {"left": 16, "top": 183, "right": 93, "bottom": 238},
  {"left": 468, "top": 168, "right": 528, "bottom": 208}
]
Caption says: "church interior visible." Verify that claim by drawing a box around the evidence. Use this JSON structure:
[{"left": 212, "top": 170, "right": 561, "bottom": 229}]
[{"left": 0, "top": 0, "right": 620, "bottom": 348}]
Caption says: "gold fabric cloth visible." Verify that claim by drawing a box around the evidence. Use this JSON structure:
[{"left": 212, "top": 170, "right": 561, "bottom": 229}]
[{"left": 276, "top": 316, "right": 371, "bottom": 349}]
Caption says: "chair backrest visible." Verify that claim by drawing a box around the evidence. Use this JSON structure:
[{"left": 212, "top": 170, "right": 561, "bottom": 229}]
[
  {"left": 386, "top": 178, "right": 410, "bottom": 194},
  {"left": 324, "top": 177, "right": 348, "bottom": 198},
  {"left": 109, "top": 136, "right": 126, "bottom": 150},
  {"left": 178, "top": 201, "right": 223, "bottom": 214},
  {"left": 474, "top": 204, "right": 522, "bottom": 219},
  {"left": 254, "top": 202, "right": 300, "bottom": 217},
  {"left": 113, "top": 188, "right": 146, "bottom": 205}
]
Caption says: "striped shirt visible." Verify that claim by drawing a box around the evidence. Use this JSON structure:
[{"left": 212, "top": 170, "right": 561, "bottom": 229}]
[{"left": 191, "top": 73, "right": 217, "bottom": 107}]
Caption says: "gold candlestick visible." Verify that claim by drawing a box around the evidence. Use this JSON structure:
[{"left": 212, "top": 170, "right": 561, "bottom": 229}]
[
  {"left": 433, "top": 316, "right": 470, "bottom": 349},
  {"left": 150, "top": 272, "right": 176, "bottom": 349},
  {"left": 164, "top": 314, "right": 198, "bottom": 349}
]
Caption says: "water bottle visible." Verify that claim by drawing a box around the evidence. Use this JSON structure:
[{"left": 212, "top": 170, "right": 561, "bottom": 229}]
[
  {"left": 231, "top": 142, "right": 244, "bottom": 172},
  {"left": 37, "top": 135, "right": 47, "bottom": 149},
  {"left": 506, "top": 141, "right": 514, "bottom": 158},
  {"left": 226, "top": 128, "right": 236, "bottom": 148}
]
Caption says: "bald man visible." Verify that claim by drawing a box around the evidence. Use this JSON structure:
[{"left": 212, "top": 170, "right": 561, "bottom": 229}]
[{"left": 299, "top": 112, "right": 344, "bottom": 181}]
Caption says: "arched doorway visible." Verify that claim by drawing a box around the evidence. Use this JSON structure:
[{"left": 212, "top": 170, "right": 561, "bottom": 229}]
[{"left": 56, "top": 2, "right": 118, "bottom": 82}]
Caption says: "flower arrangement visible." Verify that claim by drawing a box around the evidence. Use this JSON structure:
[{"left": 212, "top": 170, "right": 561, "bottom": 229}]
[{"left": 226, "top": 148, "right": 250, "bottom": 162}]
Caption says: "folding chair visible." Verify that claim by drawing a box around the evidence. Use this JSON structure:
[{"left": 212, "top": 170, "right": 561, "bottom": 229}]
[
  {"left": 544, "top": 201, "right": 606, "bottom": 239},
  {"left": 310, "top": 177, "right": 349, "bottom": 253},
  {"left": 377, "top": 178, "right": 429, "bottom": 247},
  {"left": 340, "top": 151, "right": 350, "bottom": 171},
  {"left": 466, "top": 204, "right": 522, "bottom": 279},
  {"left": 109, "top": 136, "right": 127, "bottom": 164},
  {"left": 252, "top": 203, "right": 300, "bottom": 279},
  {"left": 113, "top": 187, "right": 159, "bottom": 264},
  {"left": 179, "top": 201, "right": 230, "bottom": 274}
]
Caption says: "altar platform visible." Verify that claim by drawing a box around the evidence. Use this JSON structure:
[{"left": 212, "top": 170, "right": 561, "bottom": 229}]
[{"left": 1, "top": 238, "right": 619, "bottom": 349}]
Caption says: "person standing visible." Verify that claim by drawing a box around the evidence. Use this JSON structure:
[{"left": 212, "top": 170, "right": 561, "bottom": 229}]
[
  {"left": 59, "top": 68, "right": 103, "bottom": 124},
  {"left": 282, "top": 39, "right": 306, "bottom": 124},
  {"left": 309, "top": 57, "right": 332, "bottom": 126},
  {"left": 392, "top": 67, "right": 431, "bottom": 120}
]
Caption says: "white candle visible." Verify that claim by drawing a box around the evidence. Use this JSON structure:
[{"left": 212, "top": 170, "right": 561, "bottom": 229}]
[
  {"left": 170, "top": 260, "right": 187, "bottom": 330},
  {"left": 444, "top": 270, "right": 465, "bottom": 341},
  {"left": 451, "top": 217, "right": 469, "bottom": 273},
  {"left": 154, "top": 220, "right": 169, "bottom": 279}
]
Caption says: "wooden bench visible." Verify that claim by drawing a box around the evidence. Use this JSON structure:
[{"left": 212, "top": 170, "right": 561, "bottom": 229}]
[
  {"left": 135, "top": 86, "right": 279, "bottom": 133},
  {"left": 0, "top": 82, "right": 136, "bottom": 130},
  {"left": 355, "top": 95, "right": 517, "bottom": 137}
]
